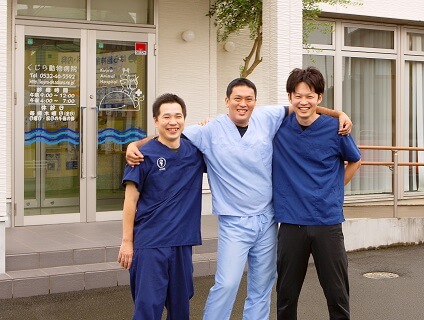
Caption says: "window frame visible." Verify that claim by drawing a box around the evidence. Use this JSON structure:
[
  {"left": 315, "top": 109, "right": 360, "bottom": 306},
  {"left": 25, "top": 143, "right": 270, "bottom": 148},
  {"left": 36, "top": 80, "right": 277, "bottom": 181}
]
[
  {"left": 14, "top": 0, "right": 156, "bottom": 27},
  {"left": 405, "top": 28, "right": 424, "bottom": 56},
  {"left": 342, "top": 22, "right": 397, "bottom": 54},
  {"left": 303, "top": 19, "right": 336, "bottom": 51}
]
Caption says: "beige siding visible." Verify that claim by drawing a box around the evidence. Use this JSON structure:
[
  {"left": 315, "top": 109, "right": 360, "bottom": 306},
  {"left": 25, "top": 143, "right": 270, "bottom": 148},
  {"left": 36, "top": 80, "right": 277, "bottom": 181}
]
[{"left": 157, "top": 0, "right": 215, "bottom": 125}]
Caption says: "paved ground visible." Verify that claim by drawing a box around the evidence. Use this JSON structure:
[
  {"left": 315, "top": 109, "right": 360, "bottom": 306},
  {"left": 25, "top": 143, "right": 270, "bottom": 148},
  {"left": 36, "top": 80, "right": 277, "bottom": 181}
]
[{"left": 1, "top": 244, "right": 423, "bottom": 320}]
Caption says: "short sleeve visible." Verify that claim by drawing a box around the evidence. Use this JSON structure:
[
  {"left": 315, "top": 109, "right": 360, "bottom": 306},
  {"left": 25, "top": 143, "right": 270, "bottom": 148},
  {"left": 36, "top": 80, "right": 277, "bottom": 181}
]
[
  {"left": 122, "top": 164, "right": 142, "bottom": 192},
  {"left": 340, "top": 135, "right": 361, "bottom": 162},
  {"left": 253, "top": 104, "right": 288, "bottom": 137},
  {"left": 183, "top": 124, "right": 207, "bottom": 151}
]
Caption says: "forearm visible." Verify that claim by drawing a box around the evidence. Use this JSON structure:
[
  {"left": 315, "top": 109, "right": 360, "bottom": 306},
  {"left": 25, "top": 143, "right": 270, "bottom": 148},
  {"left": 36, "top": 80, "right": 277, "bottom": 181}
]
[
  {"left": 121, "top": 186, "right": 138, "bottom": 242},
  {"left": 317, "top": 106, "right": 343, "bottom": 118},
  {"left": 121, "top": 205, "right": 135, "bottom": 243},
  {"left": 133, "top": 135, "right": 155, "bottom": 148},
  {"left": 344, "top": 160, "right": 362, "bottom": 185}
]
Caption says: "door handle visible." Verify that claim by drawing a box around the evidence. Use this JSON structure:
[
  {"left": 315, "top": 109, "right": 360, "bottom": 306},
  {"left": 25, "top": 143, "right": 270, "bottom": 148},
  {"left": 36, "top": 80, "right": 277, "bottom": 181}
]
[
  {"left": 80, "top": 106, "right": 86, "bottom": 179},
  {"left": 91, "top": 106, "right": 98, "bottom": 179}
]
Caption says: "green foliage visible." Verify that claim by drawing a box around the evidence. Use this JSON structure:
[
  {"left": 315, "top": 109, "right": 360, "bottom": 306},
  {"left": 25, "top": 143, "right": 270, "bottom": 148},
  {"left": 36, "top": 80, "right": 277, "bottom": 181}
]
[
  {"left": 207, "top": 0, "right": 262, "bottom": 42},
  {"left": 208, "top": 0, "right": 358, "bottom": 76},
  {"left": 303, "top": 0, "right": 358, "bottom": 44}
]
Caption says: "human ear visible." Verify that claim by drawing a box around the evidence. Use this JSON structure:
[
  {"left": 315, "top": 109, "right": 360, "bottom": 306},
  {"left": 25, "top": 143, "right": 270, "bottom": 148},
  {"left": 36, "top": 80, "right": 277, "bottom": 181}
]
[{"left": 317, "top": 94, "right": 323, "bottom": 104}]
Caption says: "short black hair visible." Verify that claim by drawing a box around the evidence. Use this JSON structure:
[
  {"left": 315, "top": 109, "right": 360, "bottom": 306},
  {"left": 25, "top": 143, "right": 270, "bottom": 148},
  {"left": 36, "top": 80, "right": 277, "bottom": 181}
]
[
  {"left": 226, "top": 78, "right": 257, "bottom": 98},
  {"left": 152, "top": 93, "right": 187, "bottom": 119},
  {"left": 286, "top": 67, "right": 325, "bottom": 95}
]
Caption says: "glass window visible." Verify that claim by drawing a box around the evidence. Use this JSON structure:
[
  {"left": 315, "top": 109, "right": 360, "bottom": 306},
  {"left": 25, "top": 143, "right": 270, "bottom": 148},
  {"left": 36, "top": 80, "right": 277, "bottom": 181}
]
[
  {"left": 305, "top": 21, "right": 334, "bottom": 46},
  {"left": 95, "top": 40, "right": 148, "bottom": 212},
  {"left": 404, "top": 61, "right": 424, "bottom": 192},
  {"left": 408, "top": 33, "right": 424, "bottom": 52},
  {"left": 343, "top": 57, "right": 396, "bottom": 195},
  {"left": 344, "top": 27, "right": 394, "bottom": 49},
  {"left": 303, "top": 54, "right": 334, "bottom": 109},
  {"left": 16, "top": 0, "right": 154, "bottom": 25},
  {"left": 17, "top": 0, "right": 87, "bottom": 20},
  {"left": 91, "top": 0, "right": 154, "bottom": 24},
  {"left": 24, "top": 36, "right": 81, "bottom": 216}
]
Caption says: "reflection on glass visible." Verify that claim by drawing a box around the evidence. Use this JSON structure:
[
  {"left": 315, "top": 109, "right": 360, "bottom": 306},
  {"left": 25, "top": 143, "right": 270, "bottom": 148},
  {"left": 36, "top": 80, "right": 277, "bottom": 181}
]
[
  {"left": 343, "top": 57, "right": 395, "bottom": 195},
  {"left": 96, "top": 40, "right": 148, "bottom": 212},
  {"left": 24, "top": 36, "right": 81, "bottom": 216},
  {"left": 305, "top": 21, "right": 334, "bottom": 46},
  {"left": 404, "top": 61, "right": 424, "bottom": 192},
  {"left": 91, "top": 0, "right": 154, "bottom": 24},
  {"left": 303, "top": 55, "right": 334, "bottom": 109},
  {"left": 408, "top": 33, "right": 424, "bottom": 52},
  {"left": 344, "top": 27, "right": 394, "bottom": 49},
  {"left": 17, "top": 0, "right": 86, "bottom": 20}
]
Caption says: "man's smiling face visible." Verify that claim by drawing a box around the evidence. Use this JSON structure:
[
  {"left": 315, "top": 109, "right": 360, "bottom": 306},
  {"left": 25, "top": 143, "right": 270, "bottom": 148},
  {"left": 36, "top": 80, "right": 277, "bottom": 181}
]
[
  {"left": 226, "top": 85, "right": 256, "bottom": 127},
  {"left": 288, "top": 81, "right": 323, "bottom": 126},
  {"left": 154, "top": 102, "right": 185, "bottom": 146}
]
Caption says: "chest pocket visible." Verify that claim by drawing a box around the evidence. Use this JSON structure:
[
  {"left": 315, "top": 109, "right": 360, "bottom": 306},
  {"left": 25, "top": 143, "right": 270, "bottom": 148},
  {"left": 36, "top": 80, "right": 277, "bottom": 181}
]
[
  {"left": 257, "top": 137, "right": 273, "bottom": 171},
  {"left": 144, "top": 158, "right": 181, "bottom": 200}
]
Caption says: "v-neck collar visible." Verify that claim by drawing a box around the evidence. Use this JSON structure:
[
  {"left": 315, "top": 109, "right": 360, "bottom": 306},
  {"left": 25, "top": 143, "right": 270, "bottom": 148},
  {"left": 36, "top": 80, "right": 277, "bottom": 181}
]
[
  {"left": 291, "top": 113, "right": 323, "bottom": 134},
  {"left": 224, "top": 115, "right": 250, "bottom": 141},
  {"left": 152, "top": 138, "right": 184, "bottom": 157}
]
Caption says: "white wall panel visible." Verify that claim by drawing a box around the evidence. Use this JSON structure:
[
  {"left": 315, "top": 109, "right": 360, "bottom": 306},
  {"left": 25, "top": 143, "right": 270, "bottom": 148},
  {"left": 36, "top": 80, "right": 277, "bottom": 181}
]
[
  {"left": 157, "top": 0, "right": 213, "bottom": 125},
  {"left": 0, "top": 0, "right": 8, "bottom": 214},
  {"left": 0, "top": 0, "right": 8, "bottom": 272},
  {"left": 216, "top": 28, "right": 271, "bottom": 114},
  {"left": 264, "top": 0, "right": 302, "bottom": 106}
]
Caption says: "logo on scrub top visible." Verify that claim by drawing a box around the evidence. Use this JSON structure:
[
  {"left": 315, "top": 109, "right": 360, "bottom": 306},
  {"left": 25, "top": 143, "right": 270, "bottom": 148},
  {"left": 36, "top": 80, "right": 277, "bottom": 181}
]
[{"left": 157, "top": 157, "right": 167, "bottom": 170}]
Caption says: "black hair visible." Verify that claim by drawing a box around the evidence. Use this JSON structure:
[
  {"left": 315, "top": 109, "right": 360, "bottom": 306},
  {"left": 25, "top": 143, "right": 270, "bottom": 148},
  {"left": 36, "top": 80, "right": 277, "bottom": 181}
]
[
  {"left": 226, "top": 78, "right": 257, "bottom": 98},
  {"left": 152, "top": 93, "right": 187, "bottom": 119},
  {"left": 286, "top": 66, "right": 325, "bottom": 95}
]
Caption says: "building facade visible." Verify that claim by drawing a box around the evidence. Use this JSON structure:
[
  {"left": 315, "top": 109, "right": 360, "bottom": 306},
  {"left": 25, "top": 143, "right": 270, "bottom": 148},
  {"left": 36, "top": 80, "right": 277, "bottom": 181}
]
[
  {"left": 0, "top": 1, "right": 423, "bottom": 271},
  {"left": 0, "top": 0, "right": 304, "bottom": 231}
]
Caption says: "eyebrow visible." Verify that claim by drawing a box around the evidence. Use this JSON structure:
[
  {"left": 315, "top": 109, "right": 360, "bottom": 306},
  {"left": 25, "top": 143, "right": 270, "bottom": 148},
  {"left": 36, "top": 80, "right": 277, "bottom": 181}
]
[
  {"left": 161, "top": 112, "right": 184, "bottom": 116},
  {"left": 294, "top": 91, "right": 316, "bottom": 95},
  {"left": 233, "top": 95, "right": 254, "bottom": 98}
]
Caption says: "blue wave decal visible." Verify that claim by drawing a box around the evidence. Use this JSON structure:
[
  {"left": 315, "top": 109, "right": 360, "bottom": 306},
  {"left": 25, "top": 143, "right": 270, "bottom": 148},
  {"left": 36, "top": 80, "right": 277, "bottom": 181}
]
[
  {"left": 25, "top": 128, "right": 79, "bottom": 145},
  {"left": 24, "top": 127, "right": 146, "bottom": 145},
  {"left": 98, "top": 128, "right": 146, "bottom": 145}
]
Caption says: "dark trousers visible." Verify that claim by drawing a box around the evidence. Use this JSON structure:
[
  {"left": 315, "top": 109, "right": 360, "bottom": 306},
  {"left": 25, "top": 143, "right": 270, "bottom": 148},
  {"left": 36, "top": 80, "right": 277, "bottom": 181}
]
[
  {"left": 130, "top": 246, "right": 194, "bottom": 320},
  {"left": 276, "top": 223, "right": 350, "bottom": 320}
]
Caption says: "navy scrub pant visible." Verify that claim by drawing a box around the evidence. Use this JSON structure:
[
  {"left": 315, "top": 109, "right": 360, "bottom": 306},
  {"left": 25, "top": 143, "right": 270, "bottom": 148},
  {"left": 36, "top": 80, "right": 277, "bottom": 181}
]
[
  {"left": 276, "top": 223, "right": 350, "bottom": 320},
  {"left": 130, "top": 246, "right": 194, "bottom": 320}
]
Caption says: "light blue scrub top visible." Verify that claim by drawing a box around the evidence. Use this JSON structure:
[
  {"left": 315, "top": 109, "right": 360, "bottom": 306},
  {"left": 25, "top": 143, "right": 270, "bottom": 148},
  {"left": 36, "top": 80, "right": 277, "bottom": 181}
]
[{"left": 184, "top": 105, "right": 287, "bottom": 217}]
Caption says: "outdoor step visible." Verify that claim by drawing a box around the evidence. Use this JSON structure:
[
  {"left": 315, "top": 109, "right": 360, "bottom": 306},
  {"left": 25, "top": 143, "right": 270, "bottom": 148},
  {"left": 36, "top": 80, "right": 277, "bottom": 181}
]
[
  {"left": 0, "top": 253, "right": 218, "bottom": 299},
  {"left": 193, "top": 252, "right": 217, "bottom": 277},
  {"left": 0, "top": 262, "right": 128, "bottom": 299},
  {"left": 5, "top": 246, "right": 120, "bottom": 272},
  {"left": 5, "top": 238, "right": 218, "bottom": 272},
  {"left": 2, "top": 216, "right": 219, "bottom": 299}
]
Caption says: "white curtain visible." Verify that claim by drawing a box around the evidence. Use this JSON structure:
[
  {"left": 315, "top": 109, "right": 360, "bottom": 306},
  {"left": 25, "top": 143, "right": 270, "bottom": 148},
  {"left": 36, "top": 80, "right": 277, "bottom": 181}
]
[
  {"left": 405, "top": 60, "right": 424, "bottom": 192},
  {"left": 343, "top": 57, "right": 394, "bottom": 195}
]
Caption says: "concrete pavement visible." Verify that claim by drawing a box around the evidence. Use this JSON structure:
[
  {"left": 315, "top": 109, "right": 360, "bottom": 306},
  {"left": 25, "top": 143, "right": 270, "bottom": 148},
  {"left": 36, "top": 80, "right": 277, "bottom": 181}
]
[{"left": 1, "top": 244, "right": 423, "bottom": 320}]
